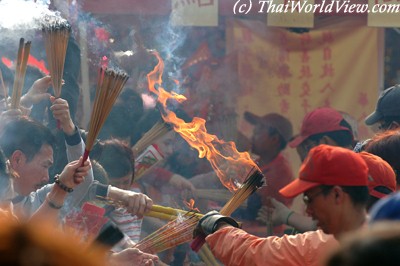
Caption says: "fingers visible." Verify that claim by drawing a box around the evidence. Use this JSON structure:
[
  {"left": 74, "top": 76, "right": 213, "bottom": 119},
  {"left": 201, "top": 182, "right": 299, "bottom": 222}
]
[
  {"left": 62, "top": 158, "right": 91, "bottom": 186},
  {"left": 50, "top": 98, "right": 69, "bottom": 111},
  {"left": 126, "top": 193, "right": 153, "bottom": 218},
  {"left": 32, "top": 76, "right": 52, "bottom": 92}
]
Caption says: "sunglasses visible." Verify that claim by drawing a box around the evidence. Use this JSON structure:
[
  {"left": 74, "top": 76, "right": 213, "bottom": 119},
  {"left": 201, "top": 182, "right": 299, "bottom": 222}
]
[{"left": 303, "top": 187, "right": 332, "bottom": 205}]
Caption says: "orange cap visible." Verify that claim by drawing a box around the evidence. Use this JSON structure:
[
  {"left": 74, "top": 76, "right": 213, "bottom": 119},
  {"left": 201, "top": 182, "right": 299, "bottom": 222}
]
[
  {"left": 359, "top": 151, "right": 396, "bottom": 199},
  {"left": 280, "top": 145, "right": 368, "bottom": 198}
]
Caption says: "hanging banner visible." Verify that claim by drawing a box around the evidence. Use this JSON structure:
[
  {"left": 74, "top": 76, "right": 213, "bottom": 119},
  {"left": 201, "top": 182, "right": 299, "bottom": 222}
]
[
  {"left": 171, "top": 0, "right": 218, "bottom": 26},
  {"left": 267, "top": 0, "right": 315, "bottom": 28},
  {"left": 226, "top": 17, "right": 382, "bottom": 169},
  {"left": 368, "top": 0, "right": 400, "bottom": 27}
]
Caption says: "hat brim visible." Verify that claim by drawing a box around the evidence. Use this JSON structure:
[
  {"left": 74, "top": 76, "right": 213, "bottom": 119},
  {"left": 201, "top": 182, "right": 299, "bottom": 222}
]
[
  {"left": 279, "top": 178, "right": 321, "bottom": 198},
  {"left": 244, "top": 111, "right": 261, "bottom": 125},
  {"left": 288, "top": 134, "right": 308, "bottom": 148},
  {"left": 365, "top": 111, "right": 382, "bottom": 126}
]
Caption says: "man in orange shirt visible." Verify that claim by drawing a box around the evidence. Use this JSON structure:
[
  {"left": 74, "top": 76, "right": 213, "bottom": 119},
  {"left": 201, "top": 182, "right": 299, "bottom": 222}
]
[{"left": 196, "top": 145, "right": 370, "bottom": 266}]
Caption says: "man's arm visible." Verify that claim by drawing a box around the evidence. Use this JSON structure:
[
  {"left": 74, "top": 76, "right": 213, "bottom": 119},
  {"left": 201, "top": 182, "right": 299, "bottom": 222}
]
[
  {"left": 206, "top": 227, "right": 337, "bottom": 266},
  {"left": 51, "top": 97, "right": 94, "bottom": 209}
]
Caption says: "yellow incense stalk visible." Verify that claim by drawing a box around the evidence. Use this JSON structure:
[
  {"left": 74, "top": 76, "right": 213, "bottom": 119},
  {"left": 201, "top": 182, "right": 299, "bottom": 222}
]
[
  {"left": 95, "top": 195, "right": 202, "bottom": 220},
  {"left": 146, "top": 205, "right": 203, "bottom": 220}
]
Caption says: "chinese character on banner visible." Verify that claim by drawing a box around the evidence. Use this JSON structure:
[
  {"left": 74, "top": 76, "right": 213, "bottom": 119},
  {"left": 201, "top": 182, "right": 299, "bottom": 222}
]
[
  {"left": 300, "top": 81, "right": 311, "bottom": 97},
  {"left": 320, "top": 83, "right": 335, "bottom": 93},
  {"left": 298, "top": 65, "right": 312, "bottom": 79},
  {"left": 277, "top": 83, "right": 291, "bottom": 96},
  {"left": 368, "top": 0, "right": 400, "bottom": 27},
  {"left": 267, "top": 0, "right": 314, "bottom": 28},
  {"left": 280, "top": 99, "right": 290, "bottom": 114},
  {"left": 319, "top": 63, "right": 335, "bottom": 78},
  {"left": 171, "top": 0, "right": 218, "bottom": 26},
  {"left": 323, "top": 47, "right": 332, "bottom": 61},
  {"left": 321, "top": 31, "right": 334, "bottom": 45}
]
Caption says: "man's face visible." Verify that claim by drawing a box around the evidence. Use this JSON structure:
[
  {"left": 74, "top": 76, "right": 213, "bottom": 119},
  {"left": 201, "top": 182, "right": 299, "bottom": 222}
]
[
  {"left": 304, "top": 186, "right": 338, "bottom": 235},
  {"left": 251, "top": 125, "right": 275, "bottom": 156},
  {"left": 372, "top": 120, "right": 400, "bottom": 133},
  {"left": 14, "top": 144, "right": 53, "bottom": 196},
  {"left": 297, "top": 139, "right": 318, "bottom": 162}
]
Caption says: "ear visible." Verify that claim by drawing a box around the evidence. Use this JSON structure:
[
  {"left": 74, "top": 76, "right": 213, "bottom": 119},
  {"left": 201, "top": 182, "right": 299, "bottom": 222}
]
[
  {"left": 332, "top": 186, "right": 345, "bottom": 204},
  {"left": 9, "top": 150, "right": 26, "bottom": 171},
  {"left": 390, "top": 121, "right": 400, "bottom": 130},
  {"left": 320, "top": 135, "right": 337, "bottom": 146}
]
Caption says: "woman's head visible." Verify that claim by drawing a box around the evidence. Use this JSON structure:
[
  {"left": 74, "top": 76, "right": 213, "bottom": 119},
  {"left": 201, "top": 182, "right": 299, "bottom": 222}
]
[{"left": 91, "top": 139, "right": 134, "bottom": 190}]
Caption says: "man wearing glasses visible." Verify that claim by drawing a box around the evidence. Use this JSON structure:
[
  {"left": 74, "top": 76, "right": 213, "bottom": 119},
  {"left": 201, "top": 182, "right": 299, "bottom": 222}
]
[{"left": 194, "top": 145, "right": 369, "bottom": 266}]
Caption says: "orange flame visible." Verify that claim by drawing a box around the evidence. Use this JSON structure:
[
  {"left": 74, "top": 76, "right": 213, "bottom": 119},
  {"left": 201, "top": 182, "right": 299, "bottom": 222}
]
[
  {"left": 147, "top": 51, "right": 259, "bottom": 191},
  {"left": 184, "top": 199, "right": 200, "bottom": 213}
]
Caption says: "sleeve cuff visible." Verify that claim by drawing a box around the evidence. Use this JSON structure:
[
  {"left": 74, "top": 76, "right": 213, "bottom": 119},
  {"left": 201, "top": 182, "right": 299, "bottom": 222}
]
[
  {"left": 64, "top": 126, "right": 82, "bottom": 146},
  {"left": 96, "top": 183, "right": 110, "bottom": 198}
]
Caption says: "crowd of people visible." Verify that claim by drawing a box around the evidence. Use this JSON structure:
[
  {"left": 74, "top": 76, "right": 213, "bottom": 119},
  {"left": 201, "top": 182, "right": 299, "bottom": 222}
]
[{"left": 1, "top": 19, "right": 400, "bottom": 266}]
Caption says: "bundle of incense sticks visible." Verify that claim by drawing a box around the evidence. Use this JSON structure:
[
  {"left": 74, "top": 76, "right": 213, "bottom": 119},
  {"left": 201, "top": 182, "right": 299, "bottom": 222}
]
[
  {"left": 95, "top": 195, "right": 202, "bottom": 221},
  {"left": 132, "top": 120, "right": 171, "bottom": 157},
  {"left": 126, "top": 169, "right": 264, "bottom": 254},
  {"left": 134, "top": 213, "right": 200, "bottom": 254},
  {"left": 191, "top": 169, "right": 264, "bottom": 252},
  {"left": 83, "top": 67, "right": 129, "bottom": 163},
  {"left": 10, "top": 38, "right": 31, "bottom": 109},
  {"left": 42, "top": 16, "right": 71, "bottom": 98}
]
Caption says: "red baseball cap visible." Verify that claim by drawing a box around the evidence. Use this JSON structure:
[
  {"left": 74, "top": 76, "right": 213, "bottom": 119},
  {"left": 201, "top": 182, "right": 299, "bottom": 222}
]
[
  {"left": 280, "top": 145, "right": 368, "bottom": 198},
  {"left": 289, "top": 107, "right": 353, "bottom": 148},
  {"left": 359, "top": 151, "right": 396, "bottom": 199}
]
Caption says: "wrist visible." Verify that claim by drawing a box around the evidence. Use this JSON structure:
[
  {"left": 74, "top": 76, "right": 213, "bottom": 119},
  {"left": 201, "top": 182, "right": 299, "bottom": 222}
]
[
  {"left": 63, "top": 121, "right": 76, "bottom": 136},
  {"left": 46, "top": 189, "right": 66, "bottom": 209},
  {"left": 285, "top": 210, "right": 295, "bottom": 226},
  {"left": 54, "top": 174, "right": 74, "bottom": 193}
]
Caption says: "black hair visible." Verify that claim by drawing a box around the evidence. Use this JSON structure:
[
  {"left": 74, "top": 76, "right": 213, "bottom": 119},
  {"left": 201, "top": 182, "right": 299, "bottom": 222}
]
[
  {"left": 308, "top": 119, "right": 354, "bottom": 147},
  {"left": 90, "top": 139, "right": 135, "bottom": 183},
  {"left": 91, "top": 160, "right": 110, "bottom": 185},
  {"left": 98, "top": 89, "right": 144, "bottom": 140},
  {"left": 0, "top": 117, "right": 56, "bottom": 161},
  {"left": 320, "top": 185, "right": 369, "bottom": 207}
]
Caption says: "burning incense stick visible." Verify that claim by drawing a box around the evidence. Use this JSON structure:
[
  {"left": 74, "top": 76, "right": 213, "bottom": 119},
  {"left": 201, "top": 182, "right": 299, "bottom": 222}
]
[
  {"left": 83, "top": 67, "right": 129, "bottom": 163},
  {"left": 42, "top": 16, "right": 71, "bottom": 98},
  {"left": 10, "top": 38, "right": 31, "bottom": 109},
  {"left": 132, "top": 120, "right": 171, "bottom": 157},
  {"left": 128, "top": 169, "right": 264, "bottom": 254},
  {"left": 191, "top": 169, "right": 264, "bottom": 252},
  {"left": 42, "top": 16, "right": 71, "bottom": 128},
  {"left": 134, "top": 213, "right": 200, "bottom": 254}
]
